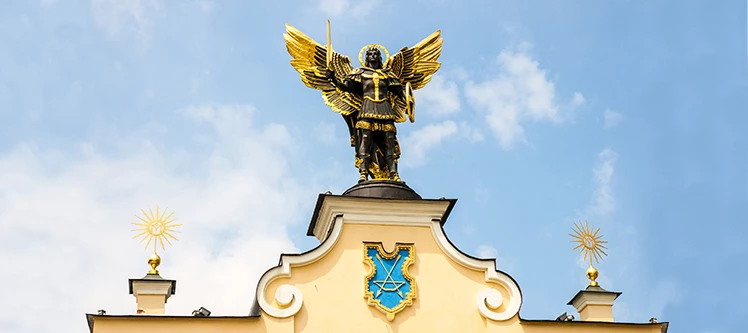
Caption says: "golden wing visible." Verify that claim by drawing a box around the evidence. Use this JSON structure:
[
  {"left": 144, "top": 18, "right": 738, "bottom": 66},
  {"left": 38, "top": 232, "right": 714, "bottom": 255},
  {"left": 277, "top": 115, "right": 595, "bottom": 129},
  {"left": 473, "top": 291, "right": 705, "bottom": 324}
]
[
  {"left": 284, "top": 24, "right": 361, "bottom": 116},
  {"left": 385, "top": 30, "right": 443, "bottom": 90}
]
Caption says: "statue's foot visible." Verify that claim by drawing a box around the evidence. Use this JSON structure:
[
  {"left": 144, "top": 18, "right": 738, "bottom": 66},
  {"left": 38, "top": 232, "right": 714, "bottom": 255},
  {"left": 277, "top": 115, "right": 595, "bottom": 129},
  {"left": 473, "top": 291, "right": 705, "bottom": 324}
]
[
  {"left": 390, "top": 173, "right": 403, "bottom": 183},
  {"left": 358, "top": 173, "right": 368, "bottom": 183}
]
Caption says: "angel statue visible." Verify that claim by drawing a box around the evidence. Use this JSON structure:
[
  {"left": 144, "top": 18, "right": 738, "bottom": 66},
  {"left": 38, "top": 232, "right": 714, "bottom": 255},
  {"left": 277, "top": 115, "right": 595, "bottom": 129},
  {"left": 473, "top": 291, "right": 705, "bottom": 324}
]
[{"left": 284, "top": 21, "right": 443, "bottom": 183}]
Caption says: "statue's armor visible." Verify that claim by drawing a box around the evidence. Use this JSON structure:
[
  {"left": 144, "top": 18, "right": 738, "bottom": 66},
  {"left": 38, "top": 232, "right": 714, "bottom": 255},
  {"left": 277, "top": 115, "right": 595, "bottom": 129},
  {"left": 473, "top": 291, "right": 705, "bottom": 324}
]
[
  {"left": 331, "top": 64, "right": 406, "bottom": 182},
  {"left": 347, "top": 67, "right": 402, "bottom": 132}
]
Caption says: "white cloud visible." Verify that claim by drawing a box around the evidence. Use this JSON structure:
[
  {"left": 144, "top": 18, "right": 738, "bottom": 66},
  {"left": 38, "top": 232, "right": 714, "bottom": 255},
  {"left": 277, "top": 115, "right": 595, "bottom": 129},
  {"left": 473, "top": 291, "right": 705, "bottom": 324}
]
[
  {"left": 476, "top": 245, "right": 498, "bottom": 258},
  {"left": 0, "top": 105, "right": 311, "bottom": 333},
  {"left": 474, "top": 245, "right": 514, "bottom": 272},
  {"left": 317, "top": 0, "right": 381, "bottom": 18},
  {"left": 415, "top": 74, "right": 461, "bottom": 116},
  {"left": 569, "top": 149, "right": 618, "bottom": 280},
  {"left": 588, "top": 148, "right": 618, "bottom": 215},
  {"left": 604, "top": 108, "right": 623, "bottom": 129},
  {"left": 459, "top": 122, "right": 484, "bottom": 143},
  {"left": 90, "top": 0, "right": 159, "bottom": 44},
  {"left": 571, "top": 147, "right": 681, "bottom": 325},
  {"left": 571, "top": 92, "right": 586, "bottom": 107},
  {"left": 400, "top": 120, "right": 458, "bottom": 167},
  {"left": 465, "top": 49, "right": 582, "bottom": 150}
]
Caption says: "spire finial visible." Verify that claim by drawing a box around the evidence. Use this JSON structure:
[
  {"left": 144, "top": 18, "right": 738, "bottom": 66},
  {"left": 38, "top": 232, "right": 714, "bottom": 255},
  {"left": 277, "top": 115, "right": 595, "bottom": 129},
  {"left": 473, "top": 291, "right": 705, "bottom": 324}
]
[
  {"left": 570, "top": 220, "right": 608, "bottom": 287},
  {"left": 131, "top": 205, "right": 181, "bottom": 275}
]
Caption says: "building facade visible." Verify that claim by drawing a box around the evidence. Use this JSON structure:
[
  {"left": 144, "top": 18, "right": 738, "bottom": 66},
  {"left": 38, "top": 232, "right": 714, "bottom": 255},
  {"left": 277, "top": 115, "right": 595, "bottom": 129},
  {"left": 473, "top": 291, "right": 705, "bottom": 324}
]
[{"left": 86, "top": 184, "right": 669, "bottom": 333}]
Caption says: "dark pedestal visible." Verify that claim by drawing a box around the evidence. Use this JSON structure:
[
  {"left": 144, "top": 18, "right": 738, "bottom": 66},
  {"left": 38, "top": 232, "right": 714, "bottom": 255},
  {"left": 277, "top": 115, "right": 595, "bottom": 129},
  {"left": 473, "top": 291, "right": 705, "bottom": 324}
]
[{"left": 342, "top": 180, "right": 422, "bottom": 200}]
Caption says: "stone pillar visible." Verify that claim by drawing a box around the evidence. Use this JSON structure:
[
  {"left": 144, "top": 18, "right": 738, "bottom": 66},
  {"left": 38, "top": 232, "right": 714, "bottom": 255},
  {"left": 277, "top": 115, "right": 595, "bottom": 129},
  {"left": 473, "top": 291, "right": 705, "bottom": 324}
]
[
  {"left": 567, "top": 286, "right": 621, "bottom": 322},
  {"left": 128, "top": 273, "right": 176, "bottom": 314}
]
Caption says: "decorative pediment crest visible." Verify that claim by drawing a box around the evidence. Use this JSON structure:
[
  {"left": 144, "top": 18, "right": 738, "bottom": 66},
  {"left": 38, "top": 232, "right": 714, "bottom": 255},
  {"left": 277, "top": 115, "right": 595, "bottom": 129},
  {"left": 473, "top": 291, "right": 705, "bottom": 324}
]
[{"left": 256, "top": 195, "right": 522, "bottom": 323}]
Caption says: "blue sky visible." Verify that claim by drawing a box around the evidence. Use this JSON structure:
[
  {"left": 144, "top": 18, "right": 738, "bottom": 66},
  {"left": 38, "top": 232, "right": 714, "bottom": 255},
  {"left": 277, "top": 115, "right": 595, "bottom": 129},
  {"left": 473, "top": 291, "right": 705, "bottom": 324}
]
[{"left": 0, "top": 1, "right": 746, "bottom": 332}]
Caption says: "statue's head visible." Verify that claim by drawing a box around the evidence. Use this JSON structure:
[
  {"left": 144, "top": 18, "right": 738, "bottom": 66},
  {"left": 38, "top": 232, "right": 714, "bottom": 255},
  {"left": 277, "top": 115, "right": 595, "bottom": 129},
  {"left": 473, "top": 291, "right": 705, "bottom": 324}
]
[{"left": 365, "top": 47, "right": 383, "bottom": 69}]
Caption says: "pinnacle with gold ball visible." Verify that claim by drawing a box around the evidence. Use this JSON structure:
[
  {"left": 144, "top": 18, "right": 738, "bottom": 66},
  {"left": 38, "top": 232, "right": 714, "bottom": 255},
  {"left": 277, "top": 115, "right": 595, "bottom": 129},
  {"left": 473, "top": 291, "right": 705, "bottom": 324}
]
[
  {"left": 131, "top": 205, "right": 181, "bottom": 275},
  {"left": 569, "top": 220, "right": 608, "bottom": 287}
]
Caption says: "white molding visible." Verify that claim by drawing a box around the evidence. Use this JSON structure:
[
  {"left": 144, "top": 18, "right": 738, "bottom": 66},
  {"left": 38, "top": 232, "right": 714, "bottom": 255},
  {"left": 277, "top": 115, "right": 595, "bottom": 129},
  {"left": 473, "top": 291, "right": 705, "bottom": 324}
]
[
  {"left": 477, "top": 288, "right": 503, "bottom": 313},
  {"left": 255, "top": 196, "right": 522, "bottom": 321},
  {"left": 429, "top": 221, "right": 521, "bottom": 321},
  {"left": 256, "top": 215, "right": 344, "bottom": 318},
  {"left": 312, "top": 197, "right": 451, "bottom": 241},
  {"left": 569, "top": 291, "right": 618, "bottom": 313},
  {"left": 131, "top": 280, "right": 174, "bottom": 302}
]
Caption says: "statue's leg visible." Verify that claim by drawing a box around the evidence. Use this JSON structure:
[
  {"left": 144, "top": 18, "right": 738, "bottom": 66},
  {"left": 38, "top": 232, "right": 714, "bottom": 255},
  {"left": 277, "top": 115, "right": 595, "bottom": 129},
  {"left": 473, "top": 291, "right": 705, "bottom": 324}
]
[
  {"left": 358, "top": 129, "right": 373, "bottom": 183},
  {"left": 384, "top": 131, "right": 402, "bottom": 182}
]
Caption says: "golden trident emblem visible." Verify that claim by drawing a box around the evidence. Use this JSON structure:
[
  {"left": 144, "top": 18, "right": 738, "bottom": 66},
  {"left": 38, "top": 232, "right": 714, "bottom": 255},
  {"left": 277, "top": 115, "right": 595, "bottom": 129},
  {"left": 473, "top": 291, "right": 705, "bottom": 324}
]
[{"left": 131, "top": 205, "right": 181, "bottom": 275}]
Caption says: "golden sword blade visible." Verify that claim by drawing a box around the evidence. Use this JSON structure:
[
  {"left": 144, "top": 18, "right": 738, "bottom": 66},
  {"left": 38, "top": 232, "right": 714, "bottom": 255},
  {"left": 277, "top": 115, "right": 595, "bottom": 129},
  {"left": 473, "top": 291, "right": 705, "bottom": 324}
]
[{"left": 326, "top": 19, "right": 332, "bottom": 68}]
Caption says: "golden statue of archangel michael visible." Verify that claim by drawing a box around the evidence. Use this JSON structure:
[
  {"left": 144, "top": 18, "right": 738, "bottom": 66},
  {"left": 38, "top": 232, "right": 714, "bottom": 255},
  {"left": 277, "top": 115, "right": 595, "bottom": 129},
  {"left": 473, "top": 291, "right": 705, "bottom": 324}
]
[{"left": 284, "top": 21, "right": 443, "bottom": 183}]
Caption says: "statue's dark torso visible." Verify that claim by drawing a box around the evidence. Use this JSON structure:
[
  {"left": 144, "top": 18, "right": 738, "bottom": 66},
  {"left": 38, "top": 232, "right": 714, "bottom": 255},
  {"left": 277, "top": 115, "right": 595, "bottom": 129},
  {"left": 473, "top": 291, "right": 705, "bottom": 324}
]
[
  {"left": 347, "top": 67, "right": 400, "bottom": 123},
  {"left": 360, "top": 68, "right": 390, "bottom": 102}
]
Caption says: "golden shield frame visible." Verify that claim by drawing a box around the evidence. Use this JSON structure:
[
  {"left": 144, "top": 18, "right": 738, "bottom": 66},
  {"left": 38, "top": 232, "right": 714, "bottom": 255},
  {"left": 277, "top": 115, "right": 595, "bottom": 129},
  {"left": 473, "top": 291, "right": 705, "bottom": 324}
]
[{"left": 363, "top": 242, "right": 416, "bottom": 321}]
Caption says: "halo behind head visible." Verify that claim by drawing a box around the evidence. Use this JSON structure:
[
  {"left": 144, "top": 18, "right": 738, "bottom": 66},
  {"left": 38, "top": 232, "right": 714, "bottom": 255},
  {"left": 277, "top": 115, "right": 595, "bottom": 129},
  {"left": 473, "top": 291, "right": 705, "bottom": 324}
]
[{"left": 359, "top": 43, "right": 389, "bottom": 67}]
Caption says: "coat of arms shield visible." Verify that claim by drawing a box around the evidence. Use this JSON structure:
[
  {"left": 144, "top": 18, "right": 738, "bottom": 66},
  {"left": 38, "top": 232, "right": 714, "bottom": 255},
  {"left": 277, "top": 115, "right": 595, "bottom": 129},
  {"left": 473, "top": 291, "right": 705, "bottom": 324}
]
[{"left": 363, "top": 242, "right": 416, "bottom": 321}]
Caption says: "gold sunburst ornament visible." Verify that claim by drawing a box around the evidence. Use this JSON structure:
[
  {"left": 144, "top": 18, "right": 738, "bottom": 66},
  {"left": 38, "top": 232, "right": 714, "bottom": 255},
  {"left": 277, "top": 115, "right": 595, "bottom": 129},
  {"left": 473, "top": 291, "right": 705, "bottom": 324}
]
[
  {"left": 131, "top": 206, "right": 181, "bottom": 275},
  {"left": 570, "top": 221, "right": 608, "bottom": 287}
]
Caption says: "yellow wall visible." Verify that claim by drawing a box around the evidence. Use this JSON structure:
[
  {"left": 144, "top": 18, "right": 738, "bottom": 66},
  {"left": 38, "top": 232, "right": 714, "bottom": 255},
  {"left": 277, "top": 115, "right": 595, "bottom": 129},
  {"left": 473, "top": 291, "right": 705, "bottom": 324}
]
[
  {"left": 91, "top": 315, "right": 665, "bottom": 333},
  {"left": 519, "top": 322, "right": 665, "bottom": 333},
  {"left": 266, "top": 224, "right": 513, "bottom": 332},
  {"left": 578, "top": 304, "right": 615, "bottom": 322},
  {"left": 135, "top": 295, "right": 167, "bottom": 314},
  {"left": 91, "top": 316, "right": 267, "bottom": 333},
  {"left": 89, "top": 196, "right": 667, "bottom": 333}
]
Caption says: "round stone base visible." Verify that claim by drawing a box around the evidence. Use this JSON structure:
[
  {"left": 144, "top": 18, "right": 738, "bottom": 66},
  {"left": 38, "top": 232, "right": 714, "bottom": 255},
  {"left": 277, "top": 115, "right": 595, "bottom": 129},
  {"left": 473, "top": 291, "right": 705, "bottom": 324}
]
[{"left": 342, "top": 180, "right": 422, "bottom": 200}]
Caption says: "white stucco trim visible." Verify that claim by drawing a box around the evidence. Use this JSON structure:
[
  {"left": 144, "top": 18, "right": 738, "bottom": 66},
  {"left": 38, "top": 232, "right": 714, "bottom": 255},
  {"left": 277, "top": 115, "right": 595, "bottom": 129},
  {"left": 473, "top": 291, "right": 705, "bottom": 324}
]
[
  {"left": 255, "top": 195, "right": 522, "bottom": 321},
  {"left": 256, "top": 214, "right": 344, "bottom": 318},
  {"left": 311, "top": 197, "right": 452, "bottom": 241},
  {"left": 569, "top": 289, "right": 619, "bottom": 313},
  {"left": 430, "top": 221, "right": 521, "bottom": 321},
  {"left": 131, "top": 281, "right": 173, "bottom": 296},
  {"left": 477, "top": 288, "right": 503, "bottom": 312}
]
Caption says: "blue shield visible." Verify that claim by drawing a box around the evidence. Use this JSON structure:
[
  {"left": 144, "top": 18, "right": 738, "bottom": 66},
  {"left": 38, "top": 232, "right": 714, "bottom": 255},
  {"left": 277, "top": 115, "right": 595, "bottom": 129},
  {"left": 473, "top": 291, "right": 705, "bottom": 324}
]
[{"left": 363, "top": 243, "right": 416, "bottom": 320}]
